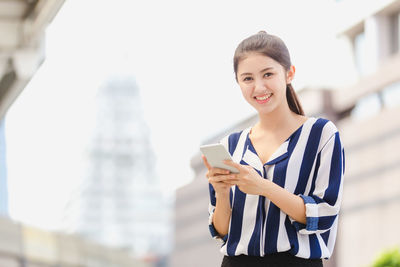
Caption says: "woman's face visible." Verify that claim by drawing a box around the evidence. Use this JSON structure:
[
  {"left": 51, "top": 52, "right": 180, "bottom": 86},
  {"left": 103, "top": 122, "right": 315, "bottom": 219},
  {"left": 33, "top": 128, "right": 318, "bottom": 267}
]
[{"left": 236, "top": 53, "right": 294, "bottom": 115}]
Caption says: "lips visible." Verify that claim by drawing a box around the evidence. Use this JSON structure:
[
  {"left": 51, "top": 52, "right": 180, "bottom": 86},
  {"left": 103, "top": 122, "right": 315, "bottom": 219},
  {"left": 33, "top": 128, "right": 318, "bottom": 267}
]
[{"left": 254, "top": 93, "right": 273, "bottom": 103}]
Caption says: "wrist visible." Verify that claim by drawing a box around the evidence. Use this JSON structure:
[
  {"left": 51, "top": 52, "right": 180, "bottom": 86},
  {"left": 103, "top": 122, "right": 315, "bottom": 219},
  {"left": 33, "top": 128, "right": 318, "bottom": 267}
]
[
  {"left": 216, "top": 190, "right": 230, "bottom": 199},
  {"left": 259, "top": 179, "right": 271, "bottom": 196}
]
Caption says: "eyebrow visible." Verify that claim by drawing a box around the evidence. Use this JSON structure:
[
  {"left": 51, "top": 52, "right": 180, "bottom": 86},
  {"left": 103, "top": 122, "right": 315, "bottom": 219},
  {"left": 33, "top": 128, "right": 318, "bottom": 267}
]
[{"left": 240, "top": 67, "right": 274, "bottom": 76}]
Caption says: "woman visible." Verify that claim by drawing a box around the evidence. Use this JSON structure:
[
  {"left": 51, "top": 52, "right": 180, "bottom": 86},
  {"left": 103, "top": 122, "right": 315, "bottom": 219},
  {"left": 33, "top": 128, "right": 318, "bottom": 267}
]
[{"left": 202, "top": 31, "right": 345, "bottom": 267}]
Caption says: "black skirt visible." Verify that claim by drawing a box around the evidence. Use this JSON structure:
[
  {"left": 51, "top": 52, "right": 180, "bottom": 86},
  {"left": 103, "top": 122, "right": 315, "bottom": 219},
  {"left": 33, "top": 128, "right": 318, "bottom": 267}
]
[{"left": 221, "top": 252, "right": 323, "bottom": 267}]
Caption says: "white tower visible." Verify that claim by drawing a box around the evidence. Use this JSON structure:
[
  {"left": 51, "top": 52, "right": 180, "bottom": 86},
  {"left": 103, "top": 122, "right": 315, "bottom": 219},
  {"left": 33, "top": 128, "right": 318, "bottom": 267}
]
[{"left": 66, "top": 74, "right": 171, "bottom": 258}]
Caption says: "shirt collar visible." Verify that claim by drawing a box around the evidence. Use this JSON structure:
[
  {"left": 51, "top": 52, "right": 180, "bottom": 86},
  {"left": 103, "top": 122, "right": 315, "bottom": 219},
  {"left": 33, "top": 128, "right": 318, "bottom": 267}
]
[{"left": 240, "top": 132, "right": 289, "bottom": 173}]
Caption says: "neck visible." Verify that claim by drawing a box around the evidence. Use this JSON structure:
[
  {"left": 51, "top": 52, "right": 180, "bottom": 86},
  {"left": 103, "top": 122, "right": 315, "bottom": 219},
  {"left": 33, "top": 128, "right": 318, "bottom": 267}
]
[{"left": 254, "top": 104, "right": 301, "bottom": 134}]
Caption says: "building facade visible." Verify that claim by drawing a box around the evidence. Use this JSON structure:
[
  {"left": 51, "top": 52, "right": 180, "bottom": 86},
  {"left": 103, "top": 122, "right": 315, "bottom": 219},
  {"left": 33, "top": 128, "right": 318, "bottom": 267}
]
[
  {"left": 333, "top": 1, "right": 400, "bottom": 266},
  {"left": 171, "top": 1, "right": 400, "bottom": 267}
]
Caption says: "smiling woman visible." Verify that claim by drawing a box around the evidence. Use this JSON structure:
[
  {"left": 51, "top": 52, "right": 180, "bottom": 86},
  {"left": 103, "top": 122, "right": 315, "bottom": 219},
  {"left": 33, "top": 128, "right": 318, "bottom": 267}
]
[
  {"left": 201, "top": 31, "right": 345, "bottom": 267},
  {"left": 233, "top": 31, "right": 304, "bottom": 118}
]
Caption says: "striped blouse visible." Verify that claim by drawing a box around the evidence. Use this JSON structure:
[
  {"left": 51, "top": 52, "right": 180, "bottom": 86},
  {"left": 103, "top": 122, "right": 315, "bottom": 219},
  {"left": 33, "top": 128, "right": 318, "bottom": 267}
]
[{"left": 208, "top": 117, "right": 345, "bottom": 259}]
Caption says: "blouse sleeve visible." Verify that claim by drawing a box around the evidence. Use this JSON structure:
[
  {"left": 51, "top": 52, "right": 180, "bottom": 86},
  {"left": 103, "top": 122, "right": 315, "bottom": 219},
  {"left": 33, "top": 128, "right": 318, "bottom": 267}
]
[
  {"left": 291, "top": 131, "right": 345, "bottom": 235},
  {"left": 208, "top": 183, "right": 229, "bottom": 243}
]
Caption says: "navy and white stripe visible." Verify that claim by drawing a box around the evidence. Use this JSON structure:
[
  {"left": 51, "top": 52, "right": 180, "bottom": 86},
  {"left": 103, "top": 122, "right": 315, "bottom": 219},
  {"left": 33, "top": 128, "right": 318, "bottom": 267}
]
[{"left": 207, "top": 117, "right": 345, "bottom": 259}]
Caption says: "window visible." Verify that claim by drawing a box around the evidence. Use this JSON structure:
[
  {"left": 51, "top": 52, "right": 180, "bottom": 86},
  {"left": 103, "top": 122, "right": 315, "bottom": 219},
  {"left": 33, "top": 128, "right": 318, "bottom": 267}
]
[
  {"left": 382, "top": 80, "right": 400, "bottom": 108},
  {"left": 353, "top": 30, "right": 368, "bottom": 75},
  {"left": 351, "top": 92, "right": 382, "bottom": 120}
]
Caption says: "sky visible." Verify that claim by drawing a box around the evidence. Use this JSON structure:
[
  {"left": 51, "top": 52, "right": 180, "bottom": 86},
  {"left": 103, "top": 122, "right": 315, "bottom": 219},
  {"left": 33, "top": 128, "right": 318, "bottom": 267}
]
[{"left": 4, "top": 0, "right": 352, "bottom": 231}]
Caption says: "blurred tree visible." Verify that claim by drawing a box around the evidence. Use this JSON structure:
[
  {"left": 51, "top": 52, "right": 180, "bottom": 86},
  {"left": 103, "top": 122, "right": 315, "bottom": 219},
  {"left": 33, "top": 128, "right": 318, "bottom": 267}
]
[{"left": 372, "top": 247, "right": 400, "bottom": 267}]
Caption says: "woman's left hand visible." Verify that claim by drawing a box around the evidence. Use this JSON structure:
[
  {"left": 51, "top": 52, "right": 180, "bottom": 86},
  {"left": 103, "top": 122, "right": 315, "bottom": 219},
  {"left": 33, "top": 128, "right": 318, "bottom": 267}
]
[{"left": 223, "top": 160, "right": 267, "bottom": 196}]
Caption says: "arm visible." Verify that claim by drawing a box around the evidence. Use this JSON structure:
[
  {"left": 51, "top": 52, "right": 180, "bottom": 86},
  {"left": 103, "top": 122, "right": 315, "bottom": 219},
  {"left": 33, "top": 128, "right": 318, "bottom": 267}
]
[
  {"left": 203, "top": 155, "right": 233, "bottom": 240},
  {"left": 292, "top": 132, "right": 344, "bottom": 234},
  {"left": 259, "top": 179, "right": 306, "bottom": 224},
  {"left": 211, "top": 189, "right": 232, "bottom": 237},
  {"left": 221, "top": 161, "right": 306, "bottom": 224}
]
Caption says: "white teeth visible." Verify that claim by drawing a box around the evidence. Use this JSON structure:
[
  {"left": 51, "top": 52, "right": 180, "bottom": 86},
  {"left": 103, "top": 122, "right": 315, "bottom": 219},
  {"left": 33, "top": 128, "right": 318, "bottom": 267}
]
[{"left": 255, "top": 93, "right": 272, "bottom": 100}]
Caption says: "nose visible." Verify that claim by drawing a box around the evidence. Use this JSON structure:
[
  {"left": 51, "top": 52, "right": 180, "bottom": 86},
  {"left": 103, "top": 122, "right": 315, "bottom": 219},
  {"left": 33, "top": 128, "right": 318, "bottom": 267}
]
[{"left": 254, "top": 78, "right": 267, "bottom": 94}]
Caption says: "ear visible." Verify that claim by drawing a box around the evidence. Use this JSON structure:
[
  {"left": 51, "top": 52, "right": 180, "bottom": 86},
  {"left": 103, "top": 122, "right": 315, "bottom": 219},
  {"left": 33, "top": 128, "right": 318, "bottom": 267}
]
[{"left": 286, "top": 65, "right": 295, "bottom": 84}]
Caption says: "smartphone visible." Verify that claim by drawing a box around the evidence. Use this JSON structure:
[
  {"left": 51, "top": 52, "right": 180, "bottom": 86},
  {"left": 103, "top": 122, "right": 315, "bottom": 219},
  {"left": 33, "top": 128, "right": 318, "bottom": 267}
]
[{"left": 200, "top": 143, "right": 239, "bottom": 173}]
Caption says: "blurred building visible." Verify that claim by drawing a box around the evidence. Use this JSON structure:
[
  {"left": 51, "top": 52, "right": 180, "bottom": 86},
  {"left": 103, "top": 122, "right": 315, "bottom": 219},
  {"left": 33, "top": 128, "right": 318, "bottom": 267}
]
[
  {"left": 0, "top": 216, "right": 150, "bottom": 267},
  {"left": 64, "top": 75, "right": 172, "bottom": 262},
  {"left": 171, "top": 1, "right": 400, "bottom": 267},
  {"left": 332, "top": 1, "right": 400, "bottom": 267}
]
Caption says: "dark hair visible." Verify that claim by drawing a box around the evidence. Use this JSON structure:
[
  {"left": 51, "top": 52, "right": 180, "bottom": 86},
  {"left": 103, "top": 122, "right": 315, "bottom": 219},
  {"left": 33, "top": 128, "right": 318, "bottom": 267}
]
[{"left": 233, "top": 31, "right": 304, "bottom": 116}]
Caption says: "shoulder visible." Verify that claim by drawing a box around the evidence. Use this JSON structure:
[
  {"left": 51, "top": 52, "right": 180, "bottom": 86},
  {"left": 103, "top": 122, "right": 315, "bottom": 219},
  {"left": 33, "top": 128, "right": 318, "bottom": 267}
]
[
  {"left": 310, "top": 117, "right": 338, "bottom": 136},
  {"left": 307, "top": 117, "right": 341, "bottom": 149}
]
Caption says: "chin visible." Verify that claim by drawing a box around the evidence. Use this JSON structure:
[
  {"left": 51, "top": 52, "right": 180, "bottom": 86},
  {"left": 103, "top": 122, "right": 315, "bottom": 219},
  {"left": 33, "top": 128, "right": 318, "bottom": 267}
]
[{"left": 256, "top": 105, "right": 278, "bottom": 115}]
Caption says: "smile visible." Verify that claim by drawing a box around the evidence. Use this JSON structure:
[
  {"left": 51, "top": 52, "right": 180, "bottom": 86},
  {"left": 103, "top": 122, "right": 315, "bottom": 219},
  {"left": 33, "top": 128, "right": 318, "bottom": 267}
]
[{"left": 254, "top": 93, "right": 273, "bottom": 103}]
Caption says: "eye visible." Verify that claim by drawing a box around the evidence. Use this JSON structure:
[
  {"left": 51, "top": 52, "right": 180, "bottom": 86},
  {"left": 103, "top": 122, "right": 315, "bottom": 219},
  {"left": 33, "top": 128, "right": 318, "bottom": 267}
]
[
  {"left": 243, "top": 77, "right": 253, "bottom": 82},
  {"left": 264, "top": 72, "right": 273, "bottom": 77}
]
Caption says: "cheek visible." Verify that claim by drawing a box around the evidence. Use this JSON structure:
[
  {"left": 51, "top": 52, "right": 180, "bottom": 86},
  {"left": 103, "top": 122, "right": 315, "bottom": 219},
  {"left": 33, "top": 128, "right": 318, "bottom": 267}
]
[
  {"left": 240, "top": 86, "right": 252, "bottom": 98},
  {"left": 271, "top": 79, "right": 287, "bottom": 93}
]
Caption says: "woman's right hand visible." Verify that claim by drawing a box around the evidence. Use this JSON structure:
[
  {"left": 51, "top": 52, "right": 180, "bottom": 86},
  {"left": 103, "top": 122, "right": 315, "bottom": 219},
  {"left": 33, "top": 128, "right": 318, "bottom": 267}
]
[{"left": 201, "top": 155, "right": 233, "bottom": 196}]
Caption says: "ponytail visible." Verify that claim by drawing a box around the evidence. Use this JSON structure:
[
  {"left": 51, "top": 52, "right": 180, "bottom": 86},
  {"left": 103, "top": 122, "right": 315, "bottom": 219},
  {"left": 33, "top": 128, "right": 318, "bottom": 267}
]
[{"left": 286, "top": 83, "right": 304, "bottom": 115}]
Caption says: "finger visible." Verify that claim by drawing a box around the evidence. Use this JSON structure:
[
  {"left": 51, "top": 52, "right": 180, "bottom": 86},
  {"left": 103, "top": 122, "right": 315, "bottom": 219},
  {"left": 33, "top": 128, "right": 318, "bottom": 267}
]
[
  {"left": 210, "top": 167, "right": 231, "bottom": 176},
  {"left": 210, "top": 174, "right": 237, "bottom": 183},
  {"left": 209, "top": 175, "right": 228, "bottom": 183},
  {"left": 222, "top": 179, "right": 241, "bottom": 186},
  {"left": 223, "top": 160, "right": 243, "bottom": 172},
  {"left": 201, "top": 155, "right": 212, "bottom": 170}
]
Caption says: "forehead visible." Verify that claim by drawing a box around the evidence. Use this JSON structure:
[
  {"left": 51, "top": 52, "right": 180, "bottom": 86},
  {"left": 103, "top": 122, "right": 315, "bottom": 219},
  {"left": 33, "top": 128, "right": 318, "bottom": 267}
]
[{"left": 237, "top": 53, "right": 282, "bottom": 73}]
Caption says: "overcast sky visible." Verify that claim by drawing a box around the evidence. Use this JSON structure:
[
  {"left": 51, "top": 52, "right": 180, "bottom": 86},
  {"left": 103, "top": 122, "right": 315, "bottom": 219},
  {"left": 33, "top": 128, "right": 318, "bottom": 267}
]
[{"left": 5, "top": 0, "right": 353, "bottom": 231}]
